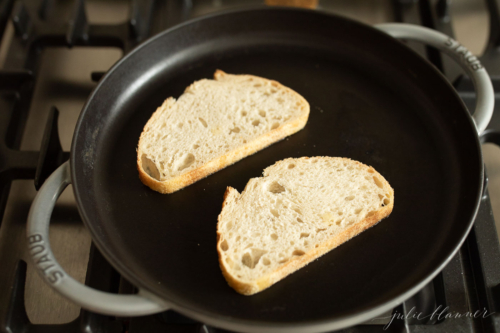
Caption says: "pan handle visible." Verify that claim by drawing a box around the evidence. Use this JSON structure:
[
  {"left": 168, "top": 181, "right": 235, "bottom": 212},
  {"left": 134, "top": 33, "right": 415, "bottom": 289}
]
[
  {"left": 375, "top": 23, "right": 494, "bottom": 134},
  {"left": 27, "top": 161, "right": 169, "bottom": 316}
]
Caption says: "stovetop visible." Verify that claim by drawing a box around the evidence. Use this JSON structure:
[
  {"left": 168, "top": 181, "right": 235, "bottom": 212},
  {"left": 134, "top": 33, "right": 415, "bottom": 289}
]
[{"left": 1, "top": 0, "right": 500, "bottom": 332}]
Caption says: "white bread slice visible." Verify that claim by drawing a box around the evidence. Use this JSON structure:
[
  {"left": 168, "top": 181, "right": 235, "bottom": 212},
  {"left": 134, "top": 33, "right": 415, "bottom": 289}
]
[
  {"left": 217, "top": 157, "right": 394, "bottom": 295},
  {"left": 137, "top": 70, "right": 309, "bottom": 194}
]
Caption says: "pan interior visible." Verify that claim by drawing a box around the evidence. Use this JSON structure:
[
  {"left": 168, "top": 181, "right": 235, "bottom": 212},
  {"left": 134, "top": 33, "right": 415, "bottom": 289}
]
[{"left": 72, "top": 9, "right": 481, "bottom": 326}]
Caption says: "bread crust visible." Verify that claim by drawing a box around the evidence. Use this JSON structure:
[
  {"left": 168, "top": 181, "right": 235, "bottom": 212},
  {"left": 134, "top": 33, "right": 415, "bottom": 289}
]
[
  {"left": 137, "top": 70, "right": 310, "bottom": 194},
  {"left": 216, "top": 157, "right": 394, "bottom": 295}
]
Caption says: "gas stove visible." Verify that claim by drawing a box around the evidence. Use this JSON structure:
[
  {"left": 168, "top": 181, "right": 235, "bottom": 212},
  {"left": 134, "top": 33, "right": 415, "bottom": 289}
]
[{"left": 1, "top": 1, "right": 500, "bottom": 332}]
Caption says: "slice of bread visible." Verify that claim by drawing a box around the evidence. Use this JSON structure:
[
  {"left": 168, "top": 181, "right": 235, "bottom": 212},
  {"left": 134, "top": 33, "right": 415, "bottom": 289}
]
[
  {"left": 217, "top": 157, "right": 394, "bottom": 295},
  {"left": 137, "top": 70, "right": 309, "bottom": 194}
]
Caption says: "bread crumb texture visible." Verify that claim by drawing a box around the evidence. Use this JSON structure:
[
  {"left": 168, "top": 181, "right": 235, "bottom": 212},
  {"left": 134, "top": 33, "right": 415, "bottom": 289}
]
[
  {"left": 217, "top": 157, "right": 394, "bottom": 295},
  {"left": 137, "top": 70, "right": 309, "bottom": 193}
]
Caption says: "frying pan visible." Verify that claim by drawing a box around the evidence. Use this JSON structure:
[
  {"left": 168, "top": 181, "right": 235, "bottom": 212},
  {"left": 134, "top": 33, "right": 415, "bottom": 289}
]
[{"left": 27, "top": 8, "right": 494, "bottom": 333}]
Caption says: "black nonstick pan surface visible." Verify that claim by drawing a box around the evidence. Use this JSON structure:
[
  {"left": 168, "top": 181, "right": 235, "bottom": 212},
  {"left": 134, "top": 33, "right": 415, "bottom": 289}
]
[{"left": 71, "top": 7, "right": 482, "bottom": 331}]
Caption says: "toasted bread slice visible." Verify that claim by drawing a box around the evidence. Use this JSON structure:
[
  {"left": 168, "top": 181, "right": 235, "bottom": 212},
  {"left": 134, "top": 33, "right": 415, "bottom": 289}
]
[
  {"left": 217, "top": 157, "right": 394, "bottom": 295},
  {"left": 137, "top": 70, "right": 309, "bottom": 193}
]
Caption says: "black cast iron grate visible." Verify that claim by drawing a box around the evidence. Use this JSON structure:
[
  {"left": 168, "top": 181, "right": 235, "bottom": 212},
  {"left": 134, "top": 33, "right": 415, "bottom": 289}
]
[{"left": 1, "top": 0, "right": 500, "bottom": 332}]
